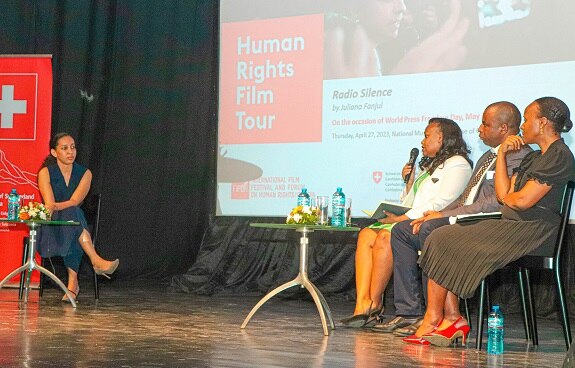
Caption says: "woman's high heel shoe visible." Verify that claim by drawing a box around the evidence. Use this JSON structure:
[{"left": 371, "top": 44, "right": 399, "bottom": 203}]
[
  {"left": 422, "top": 316, "right": 471, "bottom": 347},
  {"left": 402, "top": 334, "right": 431, "bottom": 345},
  {"left": 94, "top": 259, "right": 119, "bottom": 279},
  {"left": 402, "top": 319, "right": 442, "bottom": 346},
  {"left": 341, "top": 301, "right": 380, "bottom": 328},
  {"left": 363, "top": 305, "right": 385, "bottom": 328},
  {"left": 62, "top": 287, "right": 79, "bottom": 303}
]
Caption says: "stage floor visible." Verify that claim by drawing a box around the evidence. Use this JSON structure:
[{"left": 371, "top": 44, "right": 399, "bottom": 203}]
[{"left": 0, "top": 280, "right": 570, "bottom": 367}]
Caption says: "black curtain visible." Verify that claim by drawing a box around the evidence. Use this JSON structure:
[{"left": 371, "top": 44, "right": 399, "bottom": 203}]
[
  {"left": 0, "top": 0, "right": 219, "bottom": 279},
  {"left": 173, "top": 218, "right": 575, "bottom": 318}
]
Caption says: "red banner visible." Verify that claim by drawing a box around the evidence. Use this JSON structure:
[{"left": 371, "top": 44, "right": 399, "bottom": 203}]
[{"left": 0, "top": 55, "right": 52, "bottom": 285}]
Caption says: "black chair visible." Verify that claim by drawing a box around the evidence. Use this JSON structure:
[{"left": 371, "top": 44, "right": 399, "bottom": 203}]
[
  {"left": 19, "top": 193, "right": 103, "bottom": 299},
  {"left": 474, "top": 181, "right": 575, "bottom": 350}
]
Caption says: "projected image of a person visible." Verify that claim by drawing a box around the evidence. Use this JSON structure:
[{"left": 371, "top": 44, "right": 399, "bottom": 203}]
[
  {"left": 341, "top": 118, "right": 472, "bottom": 327},
  {"left": 324, "top": 0, "right": 469, "bottom": 79},
  {"left": 324, "top": 0, "right": 406, "bottom": 79},
  {"left": 37, "top": 133, "right": 119, "bottom": 303}
]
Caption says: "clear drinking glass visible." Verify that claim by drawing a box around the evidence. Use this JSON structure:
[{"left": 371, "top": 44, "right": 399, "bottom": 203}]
[
  {"left": 345, "top": 196, "right": 352, "bottom": 226},
  {"left": 315, "top": 196, "right": 329, "bottom": 225}
]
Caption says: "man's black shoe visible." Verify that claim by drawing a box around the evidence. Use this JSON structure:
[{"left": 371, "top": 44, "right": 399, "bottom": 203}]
[
  {"left": 393, "top": 317, "right": 425, "bottom": 336},
  {"left": 371, "top": 316, "right": 421, "bottom": 333}
]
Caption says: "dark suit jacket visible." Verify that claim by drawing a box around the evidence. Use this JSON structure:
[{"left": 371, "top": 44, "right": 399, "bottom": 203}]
[{"left": 441, "top": 145, "right": 532, "bottom": 217}]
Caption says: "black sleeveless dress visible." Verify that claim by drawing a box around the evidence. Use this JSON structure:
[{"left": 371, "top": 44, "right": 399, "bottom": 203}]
[{"left": 419, "top": 139, "right": 575, "bottom": 298}]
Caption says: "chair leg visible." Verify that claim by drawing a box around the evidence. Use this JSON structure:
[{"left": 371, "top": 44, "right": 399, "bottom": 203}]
[
  {"left": 38, "top": 257, "right": 58, "bottom": 298},
  {"left": 555, "top": 264, "right": 572, "bottom": 349},
  {"left": 476, "top": 279, "right": 487, "bottom": 350},
  {"left": 485, "top": 283, "right": 491, "bottom": 314},
  {"left": 524, "top": 269, "right": 538, "bottom": 346},
  {"left": 93, "top": 269, "right": 99, "bottom": 299},
  {"left": 518, "top": 268, "right": 533, "bottom": 342},
  {"left": 38, "top": 259, "right": 45, "bottom": 298},
  {"left": 462, "top": 298, "right": 472, "bottom": 331},
  {"left": 18, "top": 237, "right": 29, "bottom": 300}
]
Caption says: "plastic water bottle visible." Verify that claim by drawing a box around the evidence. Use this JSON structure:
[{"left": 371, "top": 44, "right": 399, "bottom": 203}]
[
  {"left": 331, "top": 187, "right": 346, "bottom": 227},
  {"left": 487, "top": 305, "right": 504, "bottom": 354},
  {"left": 7, "top": 188, "right": 21, "bottom": 220},
  {"left": 297, "top": 188, "right": 311, "bottom": 206}
]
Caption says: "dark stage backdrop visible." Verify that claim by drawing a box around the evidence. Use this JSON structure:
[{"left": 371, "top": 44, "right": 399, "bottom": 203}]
[
  {"left": 173, "top": 217, "right": 575, "bottom": 318},
  {"left": 1, "top": 1, "right": 574, "bottom": 320},
  {"left": 0, "top": 1, "right": 219, "bottom": 279}
]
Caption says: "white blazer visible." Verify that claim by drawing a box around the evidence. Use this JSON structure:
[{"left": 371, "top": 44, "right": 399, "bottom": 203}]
[{"left": 401, "top": 155, "right": 472, "bottom": 219}]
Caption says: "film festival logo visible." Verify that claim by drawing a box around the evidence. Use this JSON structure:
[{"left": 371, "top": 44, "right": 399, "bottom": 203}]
[
  {"left": 0, "top": 75, "right": 37, "bottom": 140},
  {"left": 373, "top": 171, "right": 383, "bottom": 184},
  {"left": 231, "top": 182, "right": 250, "bottom": 200}
]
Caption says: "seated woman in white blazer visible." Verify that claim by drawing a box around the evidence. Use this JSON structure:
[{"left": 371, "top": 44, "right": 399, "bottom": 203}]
[{"left": 341, "top": 118, "right": 473, "bottom": 327}]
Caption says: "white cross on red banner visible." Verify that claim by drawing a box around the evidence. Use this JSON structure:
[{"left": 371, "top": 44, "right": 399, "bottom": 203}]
[{"left": 0, "top": 55, "right": 53, "bottom": 285}]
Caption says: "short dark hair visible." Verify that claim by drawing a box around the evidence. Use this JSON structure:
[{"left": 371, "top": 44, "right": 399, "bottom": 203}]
[{"left": 486, "top": 101, "right": 521, "bottom": 134}]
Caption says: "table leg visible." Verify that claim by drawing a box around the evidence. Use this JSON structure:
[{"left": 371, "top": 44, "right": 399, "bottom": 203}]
[
  {"left": 34, "top": 263, "right": 77, "bottom": 308},
  {"left": 29, "top": 225, "right": 77, "bottom": 307},
  {"left": 241, "top": 277, "right": 301, "bottom": 329},
  {"left": 0, "top": 223, "right": 77, "bottom": 308},
  {"left": 300, "top": 277, "right": 331, "bottom": 335},
  {"left": 297, "top": 229, "right": 334, "bottom": 334},
  {"left": 241, "top": 227, "right": 335, "bottom": 335},
  {"left": 0, "top": 264, "right": 31, "bottom": 289},
  {"left": 305, "top": 279, "right": 335, "bottom": 329}
]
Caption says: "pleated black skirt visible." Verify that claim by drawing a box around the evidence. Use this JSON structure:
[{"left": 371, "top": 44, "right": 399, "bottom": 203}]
[{"left": 418, "top": 218, "right": 557, "bottom": 298}]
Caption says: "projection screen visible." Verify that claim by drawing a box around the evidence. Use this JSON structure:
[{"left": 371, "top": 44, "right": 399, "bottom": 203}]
[{"left": 216, "top": 0, "right": 575, "bottom": 218}]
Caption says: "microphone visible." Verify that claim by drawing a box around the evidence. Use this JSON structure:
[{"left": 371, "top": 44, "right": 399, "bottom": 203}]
[{"left": 403, "top": 148, "right": 419, "bottom": 184}]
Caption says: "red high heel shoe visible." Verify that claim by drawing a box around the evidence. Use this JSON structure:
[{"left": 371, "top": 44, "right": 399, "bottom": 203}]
[
  {"left": 422, "top": 316, "right": 470, "bottom": 347},
  {"left": 402, "top": 334, "right": 431, "bottom": 345},
  {"left": 402, "top": 319, "right": 442, "bottom": 346}
]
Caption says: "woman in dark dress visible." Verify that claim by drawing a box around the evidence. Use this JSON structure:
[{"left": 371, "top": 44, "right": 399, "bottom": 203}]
[
  {"left": 37, "top": 133, "right": 119, "bottom": 302},
  {"left": 404, "top": 97, "right": 575, "bottom": 346}
]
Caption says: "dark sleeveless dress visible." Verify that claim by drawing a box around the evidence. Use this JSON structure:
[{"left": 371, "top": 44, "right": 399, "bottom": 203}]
[
  {"left": 419, "top": 139, "right": 575, "bottom": 298},
  {"left": 37, "top": 162, "right": 89, "bottom": 272}
]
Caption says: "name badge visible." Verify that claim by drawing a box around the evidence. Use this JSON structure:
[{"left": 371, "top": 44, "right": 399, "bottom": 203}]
[{"left": 486, "top": 171, "right": 495, "bottom": 180}]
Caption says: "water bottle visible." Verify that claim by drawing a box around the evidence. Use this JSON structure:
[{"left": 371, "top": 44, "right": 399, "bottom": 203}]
[
  {"left": 7, "top": 188, "right": 21, "bottom": 220},
  {"left": 487, "top": 305, "right": 504, "bottom": 354},
  {"left": 297, "top": 188, "right": 311, "bottom": 206},
  {"left": 331, "top": 187, "right": 346, "bottom": 227}
]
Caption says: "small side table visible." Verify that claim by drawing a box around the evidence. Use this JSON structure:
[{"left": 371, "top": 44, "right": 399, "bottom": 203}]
[
  {"left": 241, "top": 223, "right": 360, "bottom": 335},
  {"left": 0, "top": 219, "right": 80, "bottom": 308}
]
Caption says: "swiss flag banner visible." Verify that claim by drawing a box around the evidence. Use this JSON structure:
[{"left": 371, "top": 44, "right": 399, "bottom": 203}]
[{"left": 0, "top": 55, "right": 52, "bottom": 285}]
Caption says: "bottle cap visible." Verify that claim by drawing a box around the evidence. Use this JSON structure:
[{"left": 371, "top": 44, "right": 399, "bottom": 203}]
[{"left": 492, "top": 305, "right": 500, "bottom": 312}]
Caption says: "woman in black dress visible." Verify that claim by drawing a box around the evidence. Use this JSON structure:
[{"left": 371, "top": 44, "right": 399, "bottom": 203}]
[{"left": 404, "top": 97, "right": 575, "bottom": 346}]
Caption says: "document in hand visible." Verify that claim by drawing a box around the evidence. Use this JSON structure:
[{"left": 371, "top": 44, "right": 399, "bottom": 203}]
[
  {"left": 362, "top": 201, "right": 411, "bottom": 219},
  {"left": 455, "top": 212, "right": 502, "bottom": 223}
]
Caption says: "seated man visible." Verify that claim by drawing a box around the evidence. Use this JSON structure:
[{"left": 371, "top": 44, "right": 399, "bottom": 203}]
[{"left": 372, "top": 101, "right": 532, "bottom": 335}]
